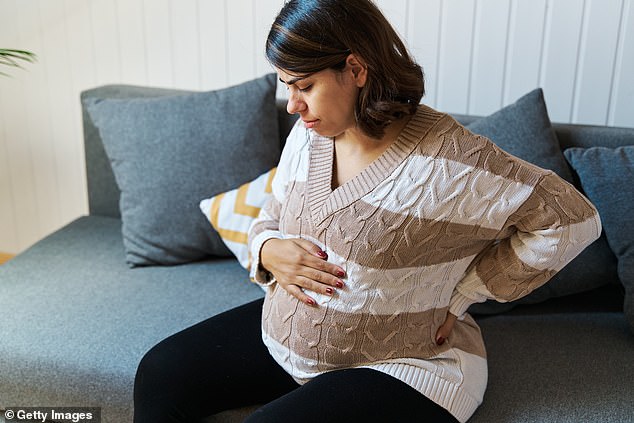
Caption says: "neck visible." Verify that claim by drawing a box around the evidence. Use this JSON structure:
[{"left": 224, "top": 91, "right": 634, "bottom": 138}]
[{"left": 336, "top": 115, "right": 412, "bottom": 151}]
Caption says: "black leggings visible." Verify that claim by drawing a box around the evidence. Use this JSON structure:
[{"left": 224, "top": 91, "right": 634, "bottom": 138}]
[{"left": 134, "top": 298, "right": 459, "bottom": 423}]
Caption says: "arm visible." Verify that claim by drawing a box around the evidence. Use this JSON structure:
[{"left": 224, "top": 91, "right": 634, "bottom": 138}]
[
  {"left": 248, "top": 195, "right": 285, "bottom": 286},
  {"left": 449, "top": 171, "right": 602, "bottom": 317},
  {"left": 247, "top": 120, "right": 305, "bottom": 285},
  {"left": 247, "top": 123, "right": 346, "bottom": 304}
]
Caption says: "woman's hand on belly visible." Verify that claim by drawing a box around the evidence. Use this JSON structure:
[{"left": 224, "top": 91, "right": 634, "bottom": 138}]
[{"left": 260, "top": 238, "right": 346, "bottom": 306}]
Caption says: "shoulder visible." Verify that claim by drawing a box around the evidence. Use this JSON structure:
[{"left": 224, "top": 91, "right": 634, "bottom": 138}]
[{"left": 415, "top": 105, "right": 548, "bottom": 187}]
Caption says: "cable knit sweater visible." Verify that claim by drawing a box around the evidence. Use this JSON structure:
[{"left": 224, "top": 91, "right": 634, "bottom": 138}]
[{"left": 248, "top": 105, "right": 601, "bottom": 422}]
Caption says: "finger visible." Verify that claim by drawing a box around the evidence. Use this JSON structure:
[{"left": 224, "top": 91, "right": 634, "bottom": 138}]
[
  {"left": 296, "top": 264, "right": 345, "bottom": 289},
  {"left": 436, "top": 314, "right": 457, "bottom": 342},
  {"left": 285, "top": 284, "right": 318, "bottom": 307},
  {"left": 313, "top": 258, "right": 347, "bottom": 281},
  {"left": 436, "top": 316, "right": 455, "bottom": 340},
  {"left": 443, "top": 313, "right": 458, "bottom": 329},
  {"left": 435, "top": 313, "right": 458, "bottom": 345},
  {"left": 306, "top": 259, "right": 346, "bottom": 286},
  {"left": 291, "top": 238, "right": 329, "bottom": 259},
  {"left": 293, "top": 274, "right": 339, "bottom": 296}
]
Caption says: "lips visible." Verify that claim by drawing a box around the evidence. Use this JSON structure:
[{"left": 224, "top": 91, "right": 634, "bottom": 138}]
[{"left": 302, "top": 119, "right": 318, "bottom": 129}]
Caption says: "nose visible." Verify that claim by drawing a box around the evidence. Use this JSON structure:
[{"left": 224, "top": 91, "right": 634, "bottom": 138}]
[{"left": 286, "top": 90, "right": 307, "bottom": 115}]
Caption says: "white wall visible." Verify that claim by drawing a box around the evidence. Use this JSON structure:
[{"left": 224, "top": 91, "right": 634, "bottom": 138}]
[{"left": 0, "top": 0, "right": 633, "bottom": 255}]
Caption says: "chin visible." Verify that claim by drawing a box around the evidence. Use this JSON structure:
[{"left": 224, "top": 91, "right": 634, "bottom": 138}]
[
  {"left": 312, "top": 128, "right": 332, "bottom": 137},
  {"left": 313, "top": 127, "right": 343, "bottom": 139}
]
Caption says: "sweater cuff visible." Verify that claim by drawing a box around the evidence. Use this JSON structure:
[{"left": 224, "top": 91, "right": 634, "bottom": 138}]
[
  {"left": 449, "top": 290, "right": 478, "bottom": 318},
  {"left": 249, "top": 230, "right": 282, "bottom": 287}
]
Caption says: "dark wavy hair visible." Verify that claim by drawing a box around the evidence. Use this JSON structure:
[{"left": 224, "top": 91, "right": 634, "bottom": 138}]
[{"left": 266, "top": 0, "right": 424, "bottom": 139}]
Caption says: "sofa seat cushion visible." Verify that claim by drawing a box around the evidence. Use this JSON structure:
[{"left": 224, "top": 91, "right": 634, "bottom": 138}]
[
  {"left": 0, "top": 216, "right": 265, "bottom": 423},
  {"left": 2, "top": 218, "right": 631, "bottom": 423},
  {"left": 471, "top": 292, "right": 633, "bottom": 423}
]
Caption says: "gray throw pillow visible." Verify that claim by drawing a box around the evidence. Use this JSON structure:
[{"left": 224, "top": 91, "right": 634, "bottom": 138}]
[
  {"left": 564, "top": 146, "right": 634, "bottom": 333},
  {"left": 466, "top": 88, "right": 616, "bottom": 314},
  {"left": 86, "top": 73, "right": 281, "bottom": 267}
]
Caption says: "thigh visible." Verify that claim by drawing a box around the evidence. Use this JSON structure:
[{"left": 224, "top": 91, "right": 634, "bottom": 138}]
[
  {"left": 245, "top": 368, "right": 459, "bottom": 423},
  {"left": 134, "top": 298, "right": 298, "bottom": 422}
]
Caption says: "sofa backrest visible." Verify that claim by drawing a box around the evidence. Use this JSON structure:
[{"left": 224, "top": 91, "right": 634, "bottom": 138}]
[
  {"left": 81, "top": 85, "right": 298, "bottom": 218},
  {"left": 81, "top": 84, "right": 634, "bottom": 218}
]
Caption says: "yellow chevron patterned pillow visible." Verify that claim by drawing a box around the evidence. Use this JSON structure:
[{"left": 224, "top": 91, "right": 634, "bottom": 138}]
[{"left": 199, "top": 167, "right": 276, "bottom": 270}]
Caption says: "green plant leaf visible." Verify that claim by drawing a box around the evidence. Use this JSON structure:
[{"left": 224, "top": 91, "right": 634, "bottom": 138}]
[{"left": 0, "top": 49, "right": 37, "bottom": 75}]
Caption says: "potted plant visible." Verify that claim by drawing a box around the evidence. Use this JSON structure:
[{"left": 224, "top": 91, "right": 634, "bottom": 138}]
[{"left": 0, "top": 49, "right": 36, "bottom": 76}]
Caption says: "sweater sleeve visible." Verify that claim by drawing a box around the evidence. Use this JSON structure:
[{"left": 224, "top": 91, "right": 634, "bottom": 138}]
[
  {"left": 247, "top": 119, "right": 306, "bottom": 286},
  {"left": 449, "top": 171, "right": 602, "bottom": 317}
]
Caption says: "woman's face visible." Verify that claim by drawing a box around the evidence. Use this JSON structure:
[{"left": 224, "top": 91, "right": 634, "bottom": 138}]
[{"left": 277, "top": 55, "right": 367, "bottom": 138}]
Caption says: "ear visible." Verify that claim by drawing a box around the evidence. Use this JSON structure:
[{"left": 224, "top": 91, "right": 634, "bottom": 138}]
[{"left": 345, "top": 54, "right": 367, "bottom": 88}]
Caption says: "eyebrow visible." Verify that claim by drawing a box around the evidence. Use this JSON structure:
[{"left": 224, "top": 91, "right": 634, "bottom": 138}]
[{"left": 279, "top": 75, "right": 307, "bottom": 86}]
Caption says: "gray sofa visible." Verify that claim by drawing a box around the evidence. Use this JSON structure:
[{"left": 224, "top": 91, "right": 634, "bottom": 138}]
[{"left": 1, "top": 83, "right": 633, "bottom": 423}]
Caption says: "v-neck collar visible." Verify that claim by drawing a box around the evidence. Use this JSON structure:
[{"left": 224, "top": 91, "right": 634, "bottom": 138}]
[{"left": 306, "top": 105, "right": 444, "bottom": 224}]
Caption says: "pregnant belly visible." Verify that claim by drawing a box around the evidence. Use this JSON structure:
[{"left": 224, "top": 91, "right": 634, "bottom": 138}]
[{"left": 261, "top": 285, "right": 443, "bottom": 369}]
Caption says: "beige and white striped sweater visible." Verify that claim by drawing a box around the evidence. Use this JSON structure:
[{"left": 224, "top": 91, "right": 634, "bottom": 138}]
[{"left": 248, "top": 105, "right": 601, "bottom": 422}]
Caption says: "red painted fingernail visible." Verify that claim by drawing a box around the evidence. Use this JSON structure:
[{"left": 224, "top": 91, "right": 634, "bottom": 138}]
[
  {"left": 335, "top": 280, "right": 344, "bottom": 288},
  {"left": 317, "top": 251, "right": 327, "bottom": 258},
  {"left": 336, "top": 270, "right": 345, "bottom": 277},
  {"left": 325, "top": 287, "right": 334, "bottom": 295},
  {"left": 436, "top": 337, "right": 445, "bottom": 346},
  {"left": 306, "top": 298, "right": 316, "bottom": 306}
]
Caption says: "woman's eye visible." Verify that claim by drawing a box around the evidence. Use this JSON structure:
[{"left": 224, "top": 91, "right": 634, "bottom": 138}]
[{"left": 298, "top": 85, "right": 312, "bottom": 93}]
